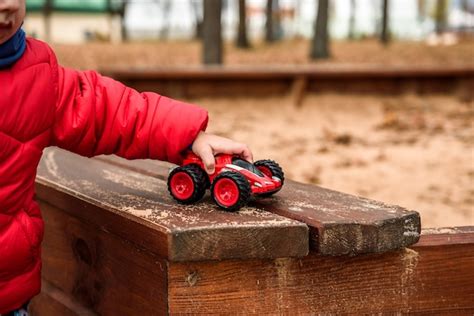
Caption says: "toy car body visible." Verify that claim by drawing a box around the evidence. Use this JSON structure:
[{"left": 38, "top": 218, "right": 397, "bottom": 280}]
[{"left": 167, "top": 152, "right": 284, "bottom": 211}]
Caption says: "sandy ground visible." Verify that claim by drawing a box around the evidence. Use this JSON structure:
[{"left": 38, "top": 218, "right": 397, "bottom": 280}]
[
  {"left": 196, "top": 94, "right": 473, "bottom": 229},
  {"left": 52, "top": 38, "right": 474, "bottom": 70}
]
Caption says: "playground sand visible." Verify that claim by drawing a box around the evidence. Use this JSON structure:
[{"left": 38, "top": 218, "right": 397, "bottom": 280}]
[
  {"left": 53, "top": 38, "right": 474, "bottom": 70},
  {"left": 197, "top": 94, "right": 473, "bottom": 229}
]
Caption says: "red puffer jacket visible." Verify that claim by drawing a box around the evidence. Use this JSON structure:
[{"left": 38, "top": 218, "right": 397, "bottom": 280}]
[{"left": 0, "top": 38, "right": 208, "bottom": 313}]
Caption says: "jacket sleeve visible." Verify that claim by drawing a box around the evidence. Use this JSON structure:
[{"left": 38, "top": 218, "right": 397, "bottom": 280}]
[{"left": 51, "top": 66, "right": 208, "bottom": 164}]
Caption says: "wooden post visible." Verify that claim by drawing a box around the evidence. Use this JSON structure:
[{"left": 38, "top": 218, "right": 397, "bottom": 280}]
[
  {"left": 202, "top": 0, "right": 223, "bottom": 65},
  {"left": 291, "top": 75, "right": 308, "bottom": 107}
]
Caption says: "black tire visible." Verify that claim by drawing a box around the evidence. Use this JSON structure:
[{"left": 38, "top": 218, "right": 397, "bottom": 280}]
[
  {"left": 254, "top": 160, "right": 284, "bottom": 196},
  {"left": 211, "top": 172, "right": 251, "bottom": 211},
  {"left": 168, "top": 165, "right": 208, "bottom": 204}
]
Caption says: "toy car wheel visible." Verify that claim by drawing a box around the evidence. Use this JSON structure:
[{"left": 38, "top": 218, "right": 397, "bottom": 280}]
[
  {"left": 254, "top": 160, "right": 285, "bottom": 195},
  {"left": 168, "top": 165, "right": 207, "bottom": 204},
  {"left": 211, "top": 172, "right": 251, "bottom": 211}
]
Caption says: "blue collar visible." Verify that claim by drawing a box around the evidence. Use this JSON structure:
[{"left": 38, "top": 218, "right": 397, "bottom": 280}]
[{"left": 0, "top": 28, "right": 26, "bottom": 69}]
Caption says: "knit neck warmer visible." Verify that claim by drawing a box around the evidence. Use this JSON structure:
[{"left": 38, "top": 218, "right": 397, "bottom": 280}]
[{"left": 0, "top": 28, "right": 26, "bottom": 69}]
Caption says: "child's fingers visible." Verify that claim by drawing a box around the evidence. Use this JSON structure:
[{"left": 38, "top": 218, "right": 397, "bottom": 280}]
[
  {"left": 224, "top": 144, "right": 253, "bottom": 162},
  {"left": 239, "top": 145, "right": 253, "bottom": 163},
  {"left": 196, "top": 145, "right": 216, "bottom": 174},
  {"left": 191, "top": 132, "right": 253, "bottom": 170},
  {"left": 208, "top": 136, "right": 252, "bottom": 159}
]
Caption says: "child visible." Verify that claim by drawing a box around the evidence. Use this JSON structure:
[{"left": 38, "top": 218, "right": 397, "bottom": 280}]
[{"left": 0, "top": 0, "right": 252, "bottom": 314}]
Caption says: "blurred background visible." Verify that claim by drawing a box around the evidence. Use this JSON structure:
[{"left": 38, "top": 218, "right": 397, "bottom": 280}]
[{"left": 24, "top": 0, "right": 473, "bottom": 228}]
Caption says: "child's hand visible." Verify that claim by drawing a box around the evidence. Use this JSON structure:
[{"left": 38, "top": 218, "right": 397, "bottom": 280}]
[{"left": 192, "top": 131, "right": 253, "bottom": 174}]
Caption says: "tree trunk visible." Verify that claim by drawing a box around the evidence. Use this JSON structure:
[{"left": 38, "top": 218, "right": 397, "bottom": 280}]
[
  {"left": 236, "top": 0, "right": 250, "bottom": 48},
  {"left": 273, "top": 0, "right": 282, "bottom": 41},
  {"left": 265, "top": 0, "right": 274, "bottom": 42},
  {"left": 43, "top": 0, "right": 53, "bottom": 42},
  {"left": 265, "top": 0, "right": 282, "bottom": 42},
  {"left": 191, "top": 0, "right": 203, "bottom": 39},
  {"left": 434, "top": 0, "right": 448, "bottom": 34},
  {"left": 380, "top": 0, "right": 390, "bottom": 45},
  {"left": 310, "top": 0, "right": 330, "bottom": 59},
  {"left": 202, "top": 0, "right": 222, "bottom": 65},
  {"left": 461, "top": 0, "right": 472, "bottom": 13},
  {"left": 159, "top": 0, "right": 172, "bottom": 39},
  {"left": 119, "top": 0, "right": 129, "bottom": 42},
  {"left": 348, "top": 0, "right": 356, "bottom": 39},
  {"left": 417, "top": 0, "right": 426, "bottom": 22}
]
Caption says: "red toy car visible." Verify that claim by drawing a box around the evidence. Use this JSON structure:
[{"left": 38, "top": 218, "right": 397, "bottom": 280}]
[{"left": 167, "top": 152, "right": 284, "bottom": 211}]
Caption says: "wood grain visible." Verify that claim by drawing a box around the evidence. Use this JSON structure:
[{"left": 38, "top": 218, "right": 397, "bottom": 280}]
[
  {"left": 31, "top": 202, "right": 169, "bottom": 315},
  {"left": 168, "top": 231, "right": 474, "bottom": 314},
  {"left": 31, "top": 147, "right": 472, "bottom": 315},
  {"left": 36, "top": 148, "right": 309, "bottom": 261},
  {"left": 29, "top": 280, "right": 97, "bottom": 316},
  {"left": 418, "top": 226, "right": 474, "bottom": 246},
  {"left": 256, "top": 181, "right": 420, "bottom": 255},
  {"left": 97, "top": 155, "right": 421, "bottom": 255}
]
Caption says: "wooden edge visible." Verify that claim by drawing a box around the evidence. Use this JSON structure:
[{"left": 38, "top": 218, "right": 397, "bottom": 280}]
[
  {"left": 96, "top": 155, "right": 422, "bottom": 256},
  {"left": 415, "top": 226, "right": 474, "bottom": 247},
  {"left": 100, "top": 65, "right": 474, "bottom": 80},
  {"left": 36, "top": 178, "right": 309, "bottom": 262},
  {"left": 36, "top": 149, "right": 309, "bottom": 261},
  {"left": 35, "top": 179, "right": 171, "bottom": 259},
  {"left": 167, "top": 237, "right": 474, "bottom": 314},
  {"left": 169, "top": 225, "right": 309, "bottom": 261},
  {"left": 317, "top": 212, "right": 421, "bottom": 255}
]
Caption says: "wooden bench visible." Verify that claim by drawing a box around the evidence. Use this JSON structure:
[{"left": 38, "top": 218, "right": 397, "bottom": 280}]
[
  {"left": 30, "top": 148, "right": 474, "bottom": 314},
  {"left": 101, "top": 65, "right": 474, "bottom": 104}
]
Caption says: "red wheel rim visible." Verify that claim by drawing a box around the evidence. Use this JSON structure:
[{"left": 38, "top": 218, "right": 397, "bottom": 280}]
[
  {"left": 257, "top": 166, "right": 273, "bottom": 178},
  {"left": 170, "top": 172, "right": 194, "bottom": 200},
  {"left": 213, "top": 178, "right": 239, "bottom": 207}
]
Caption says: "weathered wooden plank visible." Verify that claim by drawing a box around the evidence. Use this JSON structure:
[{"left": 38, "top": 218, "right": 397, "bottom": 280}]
[
  {"left": 256, "top": 182, "right": 420, "bottom": 255},
  {"left": 36, "top": 148, "right": 309, "bottom": 261},
  {"left": 29, "top": 280, "right": 97, "bottom": 316},
  {"left": 101, "top": 65, "right": 474, "bottom": 79},
  {"left": 100, "top": 65, "right": 474, "bottom": 99},
  {"left": 97, "top": 155, "right": 421, "bottom": 255},
  {"left": 418, "top": 226, "right": 474, "bottom": 246},
  {"left": 30, "top": 292, "right": 79, "bottom": 316},
  {"left": 30, "top": 201, "right": 169, "bottom": 315},
  {"left": 167, "top": 227, "right": 474, "bottom": 314}
]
